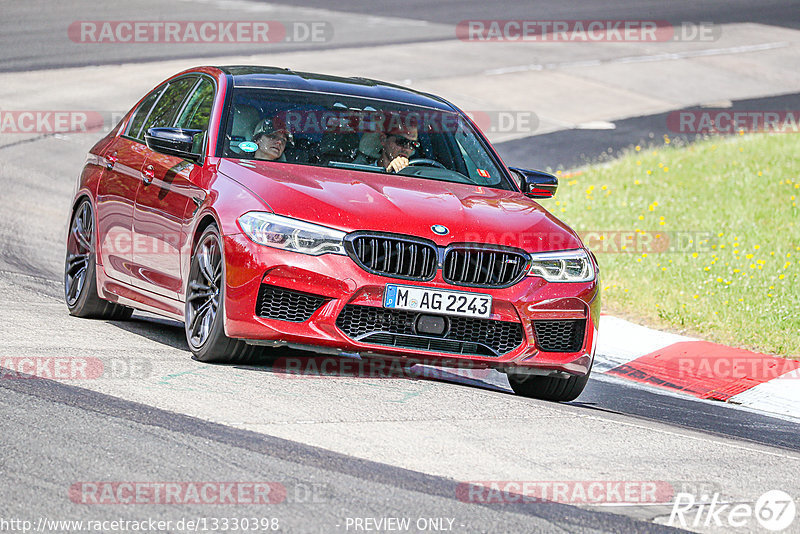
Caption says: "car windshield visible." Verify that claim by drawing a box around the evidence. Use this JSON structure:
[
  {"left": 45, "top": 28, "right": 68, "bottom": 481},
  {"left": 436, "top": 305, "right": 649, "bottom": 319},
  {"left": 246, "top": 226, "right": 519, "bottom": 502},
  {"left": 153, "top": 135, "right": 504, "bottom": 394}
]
[{"left": 221, "top": 88, "right": 513, "bottom": 190}]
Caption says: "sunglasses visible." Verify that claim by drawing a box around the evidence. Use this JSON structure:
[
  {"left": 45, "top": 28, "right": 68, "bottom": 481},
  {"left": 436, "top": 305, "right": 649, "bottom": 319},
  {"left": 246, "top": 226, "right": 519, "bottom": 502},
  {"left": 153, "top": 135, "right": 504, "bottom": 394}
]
[{"left": 391, "top": 135, "right": 420, "bottom": 150}]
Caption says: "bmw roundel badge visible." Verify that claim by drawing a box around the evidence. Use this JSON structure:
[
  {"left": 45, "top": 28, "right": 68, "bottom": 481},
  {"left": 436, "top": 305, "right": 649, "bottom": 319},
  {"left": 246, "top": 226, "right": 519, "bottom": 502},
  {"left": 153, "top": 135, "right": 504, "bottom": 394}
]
[{"left": 431, "top": 224, "right": 449, "bottom": 235}]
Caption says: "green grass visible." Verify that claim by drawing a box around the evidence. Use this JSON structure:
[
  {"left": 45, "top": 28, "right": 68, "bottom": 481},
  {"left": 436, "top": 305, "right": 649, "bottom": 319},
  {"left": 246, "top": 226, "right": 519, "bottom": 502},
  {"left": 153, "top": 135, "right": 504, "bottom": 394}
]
[{"left": 550, "top": 133, "right": 800, "bottom": 358}]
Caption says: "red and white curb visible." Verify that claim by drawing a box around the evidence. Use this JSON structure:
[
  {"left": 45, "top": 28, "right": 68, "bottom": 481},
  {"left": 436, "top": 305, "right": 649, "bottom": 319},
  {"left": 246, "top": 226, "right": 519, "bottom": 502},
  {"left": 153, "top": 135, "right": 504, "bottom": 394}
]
[{"left": 594, "top": 316, "right": 800, "bottom": 420}]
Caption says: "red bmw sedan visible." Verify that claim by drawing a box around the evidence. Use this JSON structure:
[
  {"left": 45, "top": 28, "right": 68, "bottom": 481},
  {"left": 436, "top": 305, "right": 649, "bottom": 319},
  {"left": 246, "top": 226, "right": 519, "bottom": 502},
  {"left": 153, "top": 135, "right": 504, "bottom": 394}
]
[{"left": 65, "top": 66, "right": 600, "bottom": 401}]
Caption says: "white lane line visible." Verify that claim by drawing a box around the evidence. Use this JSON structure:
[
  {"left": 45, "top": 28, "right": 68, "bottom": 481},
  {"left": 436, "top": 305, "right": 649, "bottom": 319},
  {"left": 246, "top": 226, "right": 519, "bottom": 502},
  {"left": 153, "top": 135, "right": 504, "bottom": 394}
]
[
  {"left": 484, "top": 42, "right": 790, "bottom": 76},
  {"left": 574, "top": 409, "right": 800, "bottom": 461}
]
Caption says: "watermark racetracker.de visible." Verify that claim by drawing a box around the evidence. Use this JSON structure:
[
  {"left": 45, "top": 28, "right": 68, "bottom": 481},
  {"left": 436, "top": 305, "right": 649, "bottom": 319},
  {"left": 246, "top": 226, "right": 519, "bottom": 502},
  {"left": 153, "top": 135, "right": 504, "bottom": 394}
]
[
  {"left": 0, "top": 357, "right": 152, "bottom": 380},
  {"left": 456, "top": 20, "right": 720, "bottom": 42},
  {"left": 667, "top": 110, "right": 800, "bottom": 134},
  {"left": 68, "top": 21, "right": 333, "bottom": 44}
]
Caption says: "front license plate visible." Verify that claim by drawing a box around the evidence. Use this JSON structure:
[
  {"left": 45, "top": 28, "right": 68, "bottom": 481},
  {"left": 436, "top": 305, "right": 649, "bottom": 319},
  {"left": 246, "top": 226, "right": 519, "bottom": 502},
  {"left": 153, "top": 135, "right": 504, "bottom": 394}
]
[{"left": 384, "top": 284, "right": 492, "bottom": 319}]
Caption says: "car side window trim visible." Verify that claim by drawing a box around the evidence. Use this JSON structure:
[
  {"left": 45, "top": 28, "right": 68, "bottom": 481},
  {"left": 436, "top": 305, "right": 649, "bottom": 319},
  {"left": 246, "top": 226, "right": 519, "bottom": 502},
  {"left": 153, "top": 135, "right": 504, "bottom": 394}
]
[
  {"left": 123, "top": 74, "right": 218, "bottom": 153},
  {"left": 124, "top": 84, "right": 165, "bottom": 140},
  {"left": 123, "top": 75, "right": 196, "bottom": 142}
]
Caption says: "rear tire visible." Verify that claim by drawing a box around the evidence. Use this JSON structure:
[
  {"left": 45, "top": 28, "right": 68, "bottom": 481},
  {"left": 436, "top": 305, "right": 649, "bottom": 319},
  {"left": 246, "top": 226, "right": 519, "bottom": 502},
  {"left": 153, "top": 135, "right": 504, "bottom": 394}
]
[
  {"left": 185, "top": 225, "right": 260, "bottom": 364},
  {"left": 65, "top": 199, "right": 133, "bottom": 320},
  {"left": 508, "top": 366, "right": 591, "bottom": 402}
]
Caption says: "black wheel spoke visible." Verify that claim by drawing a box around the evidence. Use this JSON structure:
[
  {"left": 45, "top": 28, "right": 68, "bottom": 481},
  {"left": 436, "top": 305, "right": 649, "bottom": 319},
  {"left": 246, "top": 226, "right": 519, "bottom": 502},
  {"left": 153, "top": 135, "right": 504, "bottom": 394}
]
[
  {"left": 65, "top": 201, "right": 94, "bottom": 307},
  {"left": 186, "top": 232, "right": 223, "bottom": 349},
  {"left": 198, "top": 247, "right": 216, "bottom": 285},
  {"left": 188, "top": 290, "right": 214, "bottom": 302},
  {"left": 66, "top": 253, "right": 88, "bottom": 276}
]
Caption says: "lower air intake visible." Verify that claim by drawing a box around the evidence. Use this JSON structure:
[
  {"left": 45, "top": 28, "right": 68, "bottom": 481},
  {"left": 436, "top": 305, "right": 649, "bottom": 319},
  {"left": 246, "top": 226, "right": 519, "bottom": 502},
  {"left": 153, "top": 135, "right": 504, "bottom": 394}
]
[
  {"left": 533, "top": 320, "right": 585, "bottom": 352},
  {"left": 255, "top": 285, "right": 327, "bottom": 322}
]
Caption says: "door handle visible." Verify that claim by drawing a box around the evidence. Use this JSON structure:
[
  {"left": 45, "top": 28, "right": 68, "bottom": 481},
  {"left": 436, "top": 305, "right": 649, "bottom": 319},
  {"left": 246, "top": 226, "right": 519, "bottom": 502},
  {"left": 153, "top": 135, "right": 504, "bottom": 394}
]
[
  {"left": 105, "top": 152, "right": 118, "bottom": 170},
  {"left": 191, "top": 195, "right": 204, "bottom": 215},
  {"left": 142, "top": 164, "right": 155, "bottom": 185}
]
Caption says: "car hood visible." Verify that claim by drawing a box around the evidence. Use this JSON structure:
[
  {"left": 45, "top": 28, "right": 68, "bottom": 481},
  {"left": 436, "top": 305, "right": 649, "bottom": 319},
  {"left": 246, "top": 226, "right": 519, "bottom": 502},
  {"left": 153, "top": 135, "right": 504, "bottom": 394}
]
[{"left": 219, "top": 159, "right": 583, "bottom": 252}]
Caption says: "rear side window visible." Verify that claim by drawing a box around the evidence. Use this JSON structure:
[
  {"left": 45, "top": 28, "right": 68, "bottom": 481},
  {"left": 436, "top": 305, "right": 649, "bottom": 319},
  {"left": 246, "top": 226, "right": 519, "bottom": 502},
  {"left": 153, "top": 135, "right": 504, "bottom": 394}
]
[
  {"left": 127, "top": 86, "right": 164, "bottom": 140},
  {"left": 139, "top": 77, "right": 197, "bottom": 137}
]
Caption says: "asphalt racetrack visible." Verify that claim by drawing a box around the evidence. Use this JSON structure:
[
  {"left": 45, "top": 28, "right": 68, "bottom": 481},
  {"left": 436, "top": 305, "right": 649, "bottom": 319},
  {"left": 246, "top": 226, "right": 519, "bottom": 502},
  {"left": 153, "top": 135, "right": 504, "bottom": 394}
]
[{"left": 1, "top": 1, "right": 799, "bottom": 533}]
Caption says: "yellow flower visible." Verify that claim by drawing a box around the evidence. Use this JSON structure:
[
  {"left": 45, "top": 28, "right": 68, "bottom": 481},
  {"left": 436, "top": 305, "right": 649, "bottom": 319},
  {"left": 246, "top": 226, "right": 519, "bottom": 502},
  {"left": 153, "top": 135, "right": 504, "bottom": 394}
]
[
  {"left": 636, "top": 160, "right": 642, "bottom": 166},
  {"left": 779, "top": 274, "right": 785, "bottom": 279},
  {"left": 635, "top": 145, "right": 641, "bottom": 151},
  {"left": 754, "top": 245, "right": 760, "bottom": 250},
  {"left": 716, "top": 277, "right": 723, "bottom": 282},
  {"left": 745, "top": 254, "right": 754, "bottom": 259},
  {"left": 638, "top": 215, "right": 644, "bottom": 220},
  {"left": 663, "top": 167, "right": 669, "bottom": 172},
  {"left": 646, "top": 170, "right": 652, "bottom": 175},
  {"left": 692, "top": 252, "right": 698, "bottom": 258},
  {"left": 634, "top": 179, "right": 641, "bottom": 185}
]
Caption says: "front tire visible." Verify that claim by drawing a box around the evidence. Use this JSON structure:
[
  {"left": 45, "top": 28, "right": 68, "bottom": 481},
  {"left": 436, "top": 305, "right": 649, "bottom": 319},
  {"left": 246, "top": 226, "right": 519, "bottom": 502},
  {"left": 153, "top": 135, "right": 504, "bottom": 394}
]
[
  {"left": 507, "top": 367, "right": 591, "bottom": 402},
  {"left": 64, "top": 199, "right": 133, "bottom": 320},
  {"left": 185, "top": 225, "right": 260, "bottom": 364}
]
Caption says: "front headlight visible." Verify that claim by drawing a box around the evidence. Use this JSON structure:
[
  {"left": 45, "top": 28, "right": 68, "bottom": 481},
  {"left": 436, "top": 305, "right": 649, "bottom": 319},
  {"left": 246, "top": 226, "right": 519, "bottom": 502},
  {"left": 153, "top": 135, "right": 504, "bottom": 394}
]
[
  {"left": 237, "top": 212, "right": 347, "bottom": 256},
  {"left": 527, "top": 249, "right": 595, "bottom": 282}
]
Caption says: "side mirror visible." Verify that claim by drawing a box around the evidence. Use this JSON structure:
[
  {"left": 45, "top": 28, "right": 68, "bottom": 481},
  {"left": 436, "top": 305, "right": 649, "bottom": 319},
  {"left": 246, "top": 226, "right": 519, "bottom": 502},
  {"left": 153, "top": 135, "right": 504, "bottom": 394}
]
[
  {"left": 509, "top": 167, "right": 558, "bottom": 198},
  {"left": 145, "top": 127, "right": 204, "bottom": 162}
]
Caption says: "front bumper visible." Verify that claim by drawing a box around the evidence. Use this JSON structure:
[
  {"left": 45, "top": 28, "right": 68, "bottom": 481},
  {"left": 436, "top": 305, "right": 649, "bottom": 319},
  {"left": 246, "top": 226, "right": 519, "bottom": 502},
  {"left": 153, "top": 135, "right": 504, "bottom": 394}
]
[{"left": 223, "top": 234, "right": 600, "bottom": 376}]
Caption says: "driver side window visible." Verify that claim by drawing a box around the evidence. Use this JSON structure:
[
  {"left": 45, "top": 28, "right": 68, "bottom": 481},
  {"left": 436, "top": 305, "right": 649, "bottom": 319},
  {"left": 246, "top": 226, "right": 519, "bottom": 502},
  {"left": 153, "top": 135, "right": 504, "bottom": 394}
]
[{"left": 175, "top": 78, "right": 215, "bottom": 153}]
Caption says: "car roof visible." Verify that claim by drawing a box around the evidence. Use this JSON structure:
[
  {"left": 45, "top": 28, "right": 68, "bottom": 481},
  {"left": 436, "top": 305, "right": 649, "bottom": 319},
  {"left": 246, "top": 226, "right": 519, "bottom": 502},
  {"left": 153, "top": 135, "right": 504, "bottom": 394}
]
[{"left": 216, "top": 66, "right": 456, "bottom": 111}]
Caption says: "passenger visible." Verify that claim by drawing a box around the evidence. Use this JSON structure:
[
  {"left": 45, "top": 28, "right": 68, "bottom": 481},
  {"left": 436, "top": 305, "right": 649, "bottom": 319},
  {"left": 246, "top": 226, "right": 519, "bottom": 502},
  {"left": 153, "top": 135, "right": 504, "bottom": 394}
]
[{"left": 252, "top": 117, "right": 293, "bottom": 161}]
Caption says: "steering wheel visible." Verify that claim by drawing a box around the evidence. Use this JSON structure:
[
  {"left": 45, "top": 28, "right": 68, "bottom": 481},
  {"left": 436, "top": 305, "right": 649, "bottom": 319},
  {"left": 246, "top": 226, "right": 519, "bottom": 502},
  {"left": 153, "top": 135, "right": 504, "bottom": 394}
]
[{"left": 406, "top": 158, "right": 446, "bottom": 169}]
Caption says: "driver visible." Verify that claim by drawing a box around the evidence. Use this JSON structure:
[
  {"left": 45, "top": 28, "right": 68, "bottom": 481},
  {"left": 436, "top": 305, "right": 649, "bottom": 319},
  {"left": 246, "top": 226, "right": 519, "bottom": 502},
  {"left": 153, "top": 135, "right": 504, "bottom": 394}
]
[{"left": 356, "top": 124, "right": 420, "bottom": 173}]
